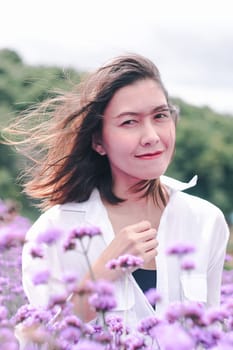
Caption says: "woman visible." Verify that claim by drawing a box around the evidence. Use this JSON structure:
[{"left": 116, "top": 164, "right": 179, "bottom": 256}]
[{"left": 6, "top": 54, "right": 229, "bottom": 326}]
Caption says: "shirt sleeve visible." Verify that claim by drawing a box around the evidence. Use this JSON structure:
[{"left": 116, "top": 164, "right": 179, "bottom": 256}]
[
  {"left": 22, "top": 212, "right": 66, "bottom": 308},
  {"left": 22, "top": 209, "right": 89, "bottom": 308}
]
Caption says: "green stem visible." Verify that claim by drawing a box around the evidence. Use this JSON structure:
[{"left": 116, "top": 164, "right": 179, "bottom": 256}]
[
  {"left": 79, "top": 239, "right": 96, "bottom": 281},
  {"left": 123, "top": 273, "right": 129, "bottom": 337}
]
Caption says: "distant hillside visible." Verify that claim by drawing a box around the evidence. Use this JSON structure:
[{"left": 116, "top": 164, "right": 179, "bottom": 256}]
[{"left": 0, "top": 48, "right": 232, "bottom": 221}]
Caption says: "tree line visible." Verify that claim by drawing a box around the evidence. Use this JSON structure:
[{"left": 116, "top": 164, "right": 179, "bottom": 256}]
[{"left": 0, "top": 49, "right": 232, "bottom": 223}]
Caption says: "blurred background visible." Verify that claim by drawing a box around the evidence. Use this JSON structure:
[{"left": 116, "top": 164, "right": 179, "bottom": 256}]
[{"left": 0, "top": 0, "right": 232, "bottom": 245}]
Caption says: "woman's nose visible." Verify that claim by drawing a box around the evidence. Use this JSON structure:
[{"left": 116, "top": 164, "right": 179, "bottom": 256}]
[{"left": 140, "top": 122, "right": 160, "bottom": 146}]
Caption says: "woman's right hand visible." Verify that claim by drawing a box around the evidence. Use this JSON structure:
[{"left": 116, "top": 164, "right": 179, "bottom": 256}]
[
  {"left": 92, "top": 220, "right": 158, "bottom": 280},
  {"left": 73, "top": 220, "right": 158, "bottom": 322}
]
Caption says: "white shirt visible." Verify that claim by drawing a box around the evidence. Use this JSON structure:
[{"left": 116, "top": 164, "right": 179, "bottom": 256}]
[{"left": 22, "top": 176, "right": 229, "bottom": 325}]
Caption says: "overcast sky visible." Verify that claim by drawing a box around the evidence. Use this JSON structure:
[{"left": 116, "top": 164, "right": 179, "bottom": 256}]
[{"left": 1, "top": 0, "right": 233, "bottom": 115}]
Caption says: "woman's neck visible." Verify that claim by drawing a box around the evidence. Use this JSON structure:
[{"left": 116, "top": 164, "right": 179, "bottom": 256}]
[
  {"left": 103, "top": 193, "right": 163, "bottom": 233},
  {"left": 112, "top": 178, "right": 169, "bottom": 208}
]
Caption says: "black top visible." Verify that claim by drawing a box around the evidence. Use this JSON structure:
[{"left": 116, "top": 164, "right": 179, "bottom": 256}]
[{"left": 132, "top": 269, "right": 157, "bottom": 293}]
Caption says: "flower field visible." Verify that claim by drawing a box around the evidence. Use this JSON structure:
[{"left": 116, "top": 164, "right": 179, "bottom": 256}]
[{"left": 0, "top": 199, "right": 233, "bottom": 349}]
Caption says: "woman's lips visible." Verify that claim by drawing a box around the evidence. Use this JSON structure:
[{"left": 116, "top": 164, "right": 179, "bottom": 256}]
[{"left": 135, "top": 150, "right": 163, "bottom": 159}]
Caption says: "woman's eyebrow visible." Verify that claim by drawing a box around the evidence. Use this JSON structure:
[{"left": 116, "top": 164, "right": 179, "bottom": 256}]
[{"left": 114, "top": 104, "right": 169, "bottom": 119}]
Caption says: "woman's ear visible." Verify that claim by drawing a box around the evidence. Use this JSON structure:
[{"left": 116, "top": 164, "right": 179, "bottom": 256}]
[{"left": 92, "top": 134, "right": 106, "bottom": 156}]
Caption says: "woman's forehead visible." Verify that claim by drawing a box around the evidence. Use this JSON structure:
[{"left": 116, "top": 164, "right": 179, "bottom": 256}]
[{"left": 104, "top": 79, "right": 167, "bottom": 117}]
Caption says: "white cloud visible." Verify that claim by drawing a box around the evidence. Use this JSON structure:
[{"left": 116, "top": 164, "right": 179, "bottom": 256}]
[{"left": 0, "top": 0, "right": 233, "bottom": 114}]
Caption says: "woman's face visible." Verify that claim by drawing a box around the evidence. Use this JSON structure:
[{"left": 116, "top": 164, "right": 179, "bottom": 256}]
[{"left": 93, "top": 79, "right": 176, "bottom": 190}]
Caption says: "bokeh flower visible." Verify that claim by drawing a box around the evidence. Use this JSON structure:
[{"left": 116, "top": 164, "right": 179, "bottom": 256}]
[
  {"left": 0, "top": 207, "right": 233, "bottom": 349},
  {"left": 145, "top": 288, "right": 162, "bottom": 306},
  {"left": 70, "top": 226, "right": 102, "bottom": 239},
  {"left": 106, "top": 254, "right": 144, "bottom": 271},
  {"left": 36, "top": 227, "right": 62, "bottom": 245},
  {"left": 32, "top": 269, "right": 50, "bottom": 285},
  {"left": 166, "top": 243, "right": 196, "bottom": 256}
]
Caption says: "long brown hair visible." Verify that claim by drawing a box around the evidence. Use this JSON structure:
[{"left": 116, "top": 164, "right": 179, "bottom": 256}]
[{"left": 3, "top": 53, "right": 178, "bottom": 210}]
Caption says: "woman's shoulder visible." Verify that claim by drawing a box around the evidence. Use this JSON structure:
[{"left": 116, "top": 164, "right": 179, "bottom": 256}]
[
  {"left": 26, "top": 189, "right": 102, "bottom": 238},
  {"left": 170, "top": 191, "right": 229, "bottom": 239},
  {"left": 36, "top": 201, "right": 87, "bottom": 222},
  {"left": 162, "top": 175, "right": 227, "bottom": 222},
  {"left": 174, "top": 190, "right": 223, "bottom": 216},
  {"left": 39, "top": 188, "right": 101, "bottom": 218}
]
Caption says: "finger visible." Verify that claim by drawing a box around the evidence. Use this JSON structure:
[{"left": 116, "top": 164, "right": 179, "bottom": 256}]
[
  {"left": 136, "top": 228, "right": 157, "bottom": 242},
  {"left": 130, "top": 220, "right": 152, "bottom": 232},
  {"left": 132, "top": 238, "right": 157, "bottom": 258},
  {"left": 143, "top": 238, "right": 158, "bottom": 252},
  {"left": 142, "top": 247, "right": 157, "bottom": 267}
]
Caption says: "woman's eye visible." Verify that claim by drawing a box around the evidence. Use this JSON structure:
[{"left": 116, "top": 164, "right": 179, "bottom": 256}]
[
  {"left": 121, "top": 119, "right": 137, "bottom": 126},
  {"left": 154, "top": 112, "right": 170, "bottom": 119}
]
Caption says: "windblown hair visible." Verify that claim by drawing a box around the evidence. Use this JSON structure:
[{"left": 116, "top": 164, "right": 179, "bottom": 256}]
[{"left": 4, "top": 53, "right": 178, "bottom": 210}]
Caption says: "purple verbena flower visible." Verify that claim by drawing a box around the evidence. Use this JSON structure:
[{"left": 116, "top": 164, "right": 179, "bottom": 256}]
[
  {"left": 0, "top": 305, "right": 8, "bottom": 320},
  {"left": 106, "top": 258, "right": 118, "bottom": 270},
  {"left": 189, "top": 325, "right": 220, "bottom": 348},
  {"left": 92, "top": 280, "right": 115, "bottom": 295},
  {"left": 13, "top": 304, "right": 37, "bottom": 324},
  {"left": 62, "top": 271, "right": 79, "bottom": 284},
  {"left": 106, "top": 315, "right": 124, "bottom": 334},
  {"left": 32, "top": 269, "right": 50, "bottom": 285},
  {"left": 0, "top": 226, "right": 23, "bottom": 251},
  {"left": 216, "top": 332, "right": 233, "bottom": 349},
  {"left": 221, "top": 284, "right": 233, "bottom": 297},
  {"left": 30, "top": 245, "right": 44, "bottom": 258},
  {"left": 0, "top": 341, "right": 19, "bottom": 350},
  {"left": 92, "top": 330, "right": 113, "bottom": 344},
  {"left": 13, "top": 304, "right": 51, "bottom": 326},
  {"left": 12, "top": 285, "right": 24, "bottom": 294},
  {"left": 106, "top": 254, "right": 143, "bottom": 271},
  {"left": 37, "top": 228, "right": 62, "bottom": 245},
  {"left": 63, "top": 235, "right": 77, "bottom": 251},
  {"left": 89, "top": 294, "right": 117, "bottom": 312},
  {"left": 165, "top": 302, "right": 185, "bottom": 323},
  {"left": 88, "top": 280, "right": 117, "bottom": 312},
  {"left": 59, "top": 325, "right": 81, "bottom": 344},
  {"left": 63, "top": 225, "right": 101, "bottom": 252},
  {"left": 145, "top": 288, "right": 162, "bottom": 306},
  {"left": 205, "top": 306, "right": 229, "bottom": 325},
  {"left": 122, "top": 333, "right": 146, "bottom": 350},
  {"left": 166, "top": 243, "right": 196, "bottom": 256},
  {"left": 48, "top": 292, "right": 68, "bottom": 308},
  {"left": 225, "top": 254, "right": 233, "bottom": 263},
  {"left": 222, "top": 269, "right": 233, "bottom": 285},
  {"left": 154, "top": 323, "right": 194, "bottom": 349},
  {"left": 137, "top": 316, "right": 162, "bottom": 335},
  {"left": 0, "top": 327, "right": 19, "bottom": 349},
  {"left": 61, "top": 315, "right": 83, "bottom": 329},
  {"left": 182, "top": 301, "right": 206, "bottom": 326},
  {"left": 71, "top": 225, "right": 102, "bottom": 239},
  {"left": 0, "top": 276, "right": 8, "bottom": 285},
  {"left": 180, "top": 258, "right": 196, "bottom": 271}
]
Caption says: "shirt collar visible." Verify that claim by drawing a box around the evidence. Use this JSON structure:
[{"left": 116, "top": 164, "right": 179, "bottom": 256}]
[
  {"left": 160, "top": 175, "right": 198, "bottom": 192},
  {"left": 73, "top": 175, "right": 198, "bottom": 214}
]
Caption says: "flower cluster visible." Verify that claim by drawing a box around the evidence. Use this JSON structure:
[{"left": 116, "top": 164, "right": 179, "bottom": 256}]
[
  {"left": 0, "top": 200, "right": 30, "bottom": 319},
  {"left": 0, "top": 213, "right": 232, "bottom": 350},
  {"left": 64, "top": 225, "right": 102, "bottom": 251},
  {"left": 166, "top": 242, "right": 196, "bottom": 272},
  {"left": 166, "top": 242, "right": 196, "bottom": 256},
  {"left": 88, "top": 280, "right": 117, "bottom": 313},
  {"left": 106, "top": 254, "right": 144, "bottom": 271}
]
